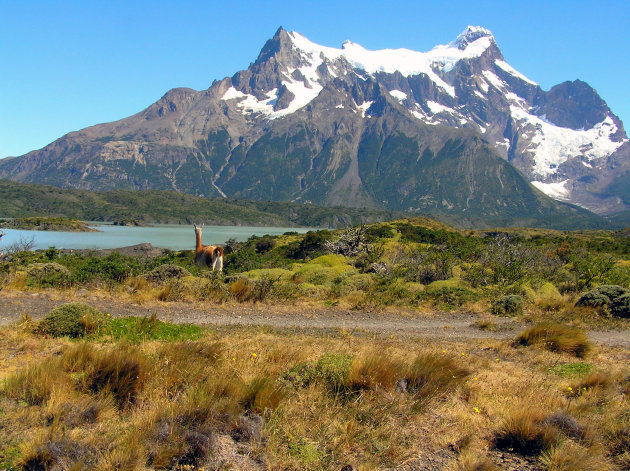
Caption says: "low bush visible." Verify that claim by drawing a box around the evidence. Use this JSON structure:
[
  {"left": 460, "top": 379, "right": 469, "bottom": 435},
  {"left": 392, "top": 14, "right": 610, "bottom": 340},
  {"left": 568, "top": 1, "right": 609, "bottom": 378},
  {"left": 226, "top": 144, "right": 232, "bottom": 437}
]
[
  {"left": 281, "top": 353, "right": 353, "bottom": 394},
  {"left": 491, "top": 295, "right": 524, "bottom": 316},
  {"left": 610, "top": 293, "right": 630, "bottom": 318},
  {"left": 576, "top": 285, "right": 629, "bottom": 315},
  {"left": 229, "top": 275, "right": 277, "bottom": 302},
  {"left": 515, "top": 322, "right": 591, "bottom": 358},
  {"left": 37, "top": 302, "right": 106, "bottom": 338},
  {"left": 421, "top": 286, "right": 478, "bottom": 309},
  {"left": 26, "top": 262, "right": 71, "bottom": 288},
  {"left": 143, "top": 264, "right": 191, "bottom": 284}
]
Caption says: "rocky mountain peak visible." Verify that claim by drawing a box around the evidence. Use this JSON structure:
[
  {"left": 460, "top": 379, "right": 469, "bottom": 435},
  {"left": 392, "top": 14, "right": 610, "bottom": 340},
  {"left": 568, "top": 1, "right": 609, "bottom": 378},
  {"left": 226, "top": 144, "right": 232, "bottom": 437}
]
[
  {"left": 1, "top": 26, "right": 627, "bottom": 220},
  {"left": 450, "top": 26, "right": 494, "bottom": 50}
]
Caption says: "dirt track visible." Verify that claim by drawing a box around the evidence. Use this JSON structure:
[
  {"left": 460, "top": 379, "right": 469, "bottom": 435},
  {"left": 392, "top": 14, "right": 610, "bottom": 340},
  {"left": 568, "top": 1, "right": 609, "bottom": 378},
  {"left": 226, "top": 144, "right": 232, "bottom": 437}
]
[{"left": 1, "top": 291, "right": 629, "bottom": 348}]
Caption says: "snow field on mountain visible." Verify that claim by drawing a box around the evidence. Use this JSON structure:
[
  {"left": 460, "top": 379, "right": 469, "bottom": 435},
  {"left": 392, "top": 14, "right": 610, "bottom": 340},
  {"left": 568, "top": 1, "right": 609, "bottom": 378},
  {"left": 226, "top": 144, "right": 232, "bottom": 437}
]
[{"left": 510, "top": 105, "right": 624, "bottom": 177}]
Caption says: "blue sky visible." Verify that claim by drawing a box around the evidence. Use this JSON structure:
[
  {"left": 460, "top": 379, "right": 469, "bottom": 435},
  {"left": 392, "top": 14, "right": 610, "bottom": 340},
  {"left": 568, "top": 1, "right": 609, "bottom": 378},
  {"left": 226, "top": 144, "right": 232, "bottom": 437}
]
[{"left": 1, "top": 0, "right": 628, "bottom": 158}]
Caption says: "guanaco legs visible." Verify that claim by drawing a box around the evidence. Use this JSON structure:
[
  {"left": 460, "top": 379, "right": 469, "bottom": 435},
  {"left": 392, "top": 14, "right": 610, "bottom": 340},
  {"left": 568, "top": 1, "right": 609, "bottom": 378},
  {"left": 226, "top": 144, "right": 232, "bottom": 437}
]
[{"left": 193, "top": 224, "right": 224, "bottom": 271}]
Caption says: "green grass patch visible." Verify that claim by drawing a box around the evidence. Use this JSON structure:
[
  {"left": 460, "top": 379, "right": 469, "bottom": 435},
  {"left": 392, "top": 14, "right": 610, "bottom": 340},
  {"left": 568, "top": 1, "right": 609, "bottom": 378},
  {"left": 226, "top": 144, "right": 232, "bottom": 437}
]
[
  {"left": 96, "top": 315, "right": 204, "bottom": 343},
  {"left": 549, "top": 362, "right": 595, "bottom": 377}
]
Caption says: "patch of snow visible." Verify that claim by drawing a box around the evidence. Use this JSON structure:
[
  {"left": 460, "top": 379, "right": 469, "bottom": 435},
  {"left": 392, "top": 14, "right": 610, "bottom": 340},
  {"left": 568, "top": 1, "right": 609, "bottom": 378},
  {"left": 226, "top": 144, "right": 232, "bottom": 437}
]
[
  {"left": 426, "top": 101, "right": 455, "bottom": 114},
  {"left": 505, "top": 92, "right": 525, "bottom": 104},
  {"left": 222, "top": 87, "right": 247, "bottom": 100},
  {"left": 582, "top": 161, "right": 593, "bottom": 168},
  {"left": 510, "top": 106, "right": 625, "bottom": 177},
  {"left": 478, "top": 124, "right": 486, "bottom": 133},
  {"left": 531, "top": 180, "right": 571, "bottom": 200},
  {"left": 389, "top": 89, "right": 407, "bottom": 102},
  {"left": 496, "top": 137, "right": 511, "bottom": 149},
  {"left": 482, "top": 70, "right": 507, "bottom": 90},
  {"left": 358, "top": 101, "right": 374, "bottom": 117},
  {"left": 411, "top": 109, "right": 439, "bottom": 125},
  {"left": 288, "top": 27, "right": 497, "bottom": 98},
  {"left": 495, "top": 60, "right": 537, "bottom": 86},
  {"left": 478, "top": 79, "right": 489, "bottom": 93},
  {"left": 237, "top": 89, "right": 278, "bottom": 115},
  {"left": 274, "top": 78, "right": 323, "bottom": 118},
  {"left": 474, "top": 90, "right": 486, "bottom": 99},
  {"left": 335, "top": 104, "right": 344, "bottom": 109}
]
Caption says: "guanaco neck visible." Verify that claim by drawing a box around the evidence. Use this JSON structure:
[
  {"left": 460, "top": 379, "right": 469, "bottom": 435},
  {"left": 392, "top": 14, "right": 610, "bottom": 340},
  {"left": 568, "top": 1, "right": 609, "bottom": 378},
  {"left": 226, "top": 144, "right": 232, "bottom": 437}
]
[{"left": 195, "top": 230, "right": 202, "bottom": 252}]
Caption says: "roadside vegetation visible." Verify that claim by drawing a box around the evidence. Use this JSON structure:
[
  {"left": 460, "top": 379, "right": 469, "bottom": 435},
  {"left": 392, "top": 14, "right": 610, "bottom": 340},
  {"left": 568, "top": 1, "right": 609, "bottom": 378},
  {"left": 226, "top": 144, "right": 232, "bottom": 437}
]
[{"left": 1, "top": 217, "right": 629, "bottom": 325}]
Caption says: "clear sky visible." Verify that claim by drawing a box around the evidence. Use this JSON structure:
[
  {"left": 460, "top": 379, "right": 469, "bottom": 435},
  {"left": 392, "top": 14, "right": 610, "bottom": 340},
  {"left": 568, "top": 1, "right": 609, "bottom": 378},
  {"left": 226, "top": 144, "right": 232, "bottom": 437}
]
[{"left": 1, "top": 0, "right": 628, "bottom": 158}]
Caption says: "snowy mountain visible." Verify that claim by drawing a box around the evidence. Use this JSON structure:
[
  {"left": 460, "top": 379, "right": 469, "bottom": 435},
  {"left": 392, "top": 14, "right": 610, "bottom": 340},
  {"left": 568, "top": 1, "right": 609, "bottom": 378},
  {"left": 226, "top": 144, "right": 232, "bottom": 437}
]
[{"left": 0, "top": 26, "right": 626, "bottom": 226}]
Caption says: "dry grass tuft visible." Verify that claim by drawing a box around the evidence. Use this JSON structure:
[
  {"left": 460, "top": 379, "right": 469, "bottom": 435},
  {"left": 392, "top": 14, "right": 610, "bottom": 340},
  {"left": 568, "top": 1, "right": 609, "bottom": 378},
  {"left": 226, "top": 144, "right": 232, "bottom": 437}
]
[
  {"left": 347, "top": 354, "right": 405, "bottom": 392},
  {"left": 2, "top": 361, "right": 61, "bottom": 406},
  {"left": 515, "top": 322, "right": 591, "bottom": 358},
  {"left": 540, "top": 441, "right": 611, "bottom": 471},
  {"left": 493, "top": 409, "right": 559, "bottom": 456},
  {"left": 456, "top": 454, "right": 500, "bottom": 471},
  {"left": 403, "top": 353, "right": 469, "bottom": 405},
  {"left": 84, "top": 347, "right": 146, "bottom": 408}
]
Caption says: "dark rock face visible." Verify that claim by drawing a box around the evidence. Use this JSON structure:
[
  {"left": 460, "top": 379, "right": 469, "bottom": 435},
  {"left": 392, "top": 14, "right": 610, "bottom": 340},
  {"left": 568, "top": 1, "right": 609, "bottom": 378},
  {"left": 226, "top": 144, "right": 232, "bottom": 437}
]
[{"left": 0, "top": 26, "right": 627, "bottom": 222}]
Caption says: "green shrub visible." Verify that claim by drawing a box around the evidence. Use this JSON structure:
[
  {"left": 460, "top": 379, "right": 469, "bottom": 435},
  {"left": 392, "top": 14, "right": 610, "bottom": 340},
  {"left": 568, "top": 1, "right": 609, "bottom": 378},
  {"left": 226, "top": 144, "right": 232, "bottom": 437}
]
[
  {"left": 72, "top": 252, "right": 141, "bottom": 283},
  {"left": 421, "top": 286, "right": 479, "bottom": 309},
  {"left": 610, "top": 293, "right": 630, "bottom": 318},
  {"left": 37, "top": 303, "right": 106, "bottom": 338},
  {"left": 281, "top": 353, "right": 353, "bottom": 394},
  {"left": 575, "top": 291, "right": 610, "bottom": 309},
  {"left": 143, "top": 264, "right": 191, "bottom": 284},
  {"left": 575, "top": 285, "right": 629, "bottom": 316},
  {"left": 515, "top": 322, "right": 591, "bottom": 358},
  {"left": 26, "top": 262, "right": 71, "bottom": 288},
  {"left": 492, "top": 295, "right": 524, "bottom": 317},
  {"left": 315, "top": 353, "right": 353, "bottom": 393}
]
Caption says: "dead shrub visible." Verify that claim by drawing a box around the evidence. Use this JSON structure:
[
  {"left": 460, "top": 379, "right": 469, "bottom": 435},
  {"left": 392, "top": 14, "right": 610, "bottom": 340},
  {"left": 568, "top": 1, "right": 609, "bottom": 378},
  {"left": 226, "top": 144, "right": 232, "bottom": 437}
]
[
  {"left": 147, "top": 404, "right": 216, "bottom": 470},
  {"left": 540, "top": 412, "right": 587, "bottom": 440},
  {"left": 515, "top": 322, "right": 591, "bottom": 358},
  {"left": 20, "top": 436, "right": 94, "bottom": 470}
]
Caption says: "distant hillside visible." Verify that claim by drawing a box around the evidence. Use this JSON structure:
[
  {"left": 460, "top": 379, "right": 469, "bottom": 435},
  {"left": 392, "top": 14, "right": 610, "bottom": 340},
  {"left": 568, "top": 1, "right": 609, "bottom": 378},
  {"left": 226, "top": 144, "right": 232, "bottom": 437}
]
[
  {"left": 0, "top": 180, "right": 618, "bottom": 230},
  {"left": 0, "top": 180, "right": 401, "bottom": 228}
]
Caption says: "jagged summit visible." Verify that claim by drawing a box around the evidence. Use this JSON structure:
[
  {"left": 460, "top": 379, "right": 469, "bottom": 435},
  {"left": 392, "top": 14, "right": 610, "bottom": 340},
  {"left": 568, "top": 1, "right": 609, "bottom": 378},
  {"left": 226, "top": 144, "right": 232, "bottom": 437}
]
[{"left": 450, "top": 26, "right": 494, "bottom": 50}]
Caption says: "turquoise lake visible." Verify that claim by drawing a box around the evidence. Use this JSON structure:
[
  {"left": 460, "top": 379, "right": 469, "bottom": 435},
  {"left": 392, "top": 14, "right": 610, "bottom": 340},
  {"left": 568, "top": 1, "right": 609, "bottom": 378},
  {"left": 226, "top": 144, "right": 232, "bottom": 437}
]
[{"left": 0, "top": 224, "right": 312, "bottom": 251}]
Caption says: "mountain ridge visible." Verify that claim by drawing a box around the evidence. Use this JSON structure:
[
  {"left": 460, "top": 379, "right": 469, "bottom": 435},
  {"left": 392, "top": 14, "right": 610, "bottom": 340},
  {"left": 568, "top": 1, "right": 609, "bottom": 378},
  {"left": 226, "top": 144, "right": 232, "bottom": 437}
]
[{"left": 1, "top": 26, "right": 627, "bottom": 222}]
